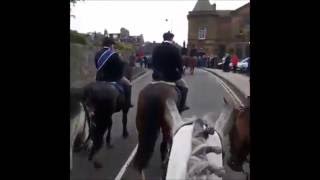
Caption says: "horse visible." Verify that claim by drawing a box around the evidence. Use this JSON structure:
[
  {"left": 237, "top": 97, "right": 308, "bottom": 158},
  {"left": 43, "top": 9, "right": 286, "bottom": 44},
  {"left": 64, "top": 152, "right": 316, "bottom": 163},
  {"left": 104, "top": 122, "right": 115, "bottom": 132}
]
[
  {"left": 70, "top": 88, "right": 91, "bottom": 171},
  {"left": 227, "top": 97, "right": 250, "bottom": 173},
  {"left": 213, "top": 96, "right": 250, "bottom": 177},
  {"left": 133, "top": 81, "right": 196, "bottom": 179},
  {"left": 182, "top": 55, "right": 189, "bottom": 74},
  {"left": 182, "top": 55, "right": 196, "bottom": 75},
  {"left": 70, "top": 80, "right": 131, "bottom": 169}
]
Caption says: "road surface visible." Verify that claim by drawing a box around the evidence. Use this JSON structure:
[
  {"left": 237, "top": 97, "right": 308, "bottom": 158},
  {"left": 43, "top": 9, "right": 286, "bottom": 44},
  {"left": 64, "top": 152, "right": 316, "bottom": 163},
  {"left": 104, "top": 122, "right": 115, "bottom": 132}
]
[{"left": 70, "top": 68, "right": 247, "bottom": 180}]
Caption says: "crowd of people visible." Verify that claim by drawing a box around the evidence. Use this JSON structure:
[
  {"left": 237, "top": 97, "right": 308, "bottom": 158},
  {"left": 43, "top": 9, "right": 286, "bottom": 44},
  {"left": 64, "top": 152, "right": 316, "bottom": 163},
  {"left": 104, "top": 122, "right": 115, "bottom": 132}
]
[{"left": 186, "top": 48, "right": 250, "bottom": 75}]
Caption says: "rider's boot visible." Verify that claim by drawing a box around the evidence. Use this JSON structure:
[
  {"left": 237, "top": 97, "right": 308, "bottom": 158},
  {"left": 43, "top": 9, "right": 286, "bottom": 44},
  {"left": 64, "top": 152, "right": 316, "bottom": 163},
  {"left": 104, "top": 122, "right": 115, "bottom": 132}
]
[{"left": 177, "top": 86, "right": 190, "bottom": 112}]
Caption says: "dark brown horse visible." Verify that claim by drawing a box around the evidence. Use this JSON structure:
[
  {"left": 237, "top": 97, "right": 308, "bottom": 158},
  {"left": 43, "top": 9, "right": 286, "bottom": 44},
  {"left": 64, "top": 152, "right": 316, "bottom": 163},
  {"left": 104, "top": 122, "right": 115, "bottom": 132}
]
[
  {"left": 71, "top": 81, "right": 131, "bottom": 168},
  {"left": 133, "top": 81, "right": 193, "bottom": 179}
]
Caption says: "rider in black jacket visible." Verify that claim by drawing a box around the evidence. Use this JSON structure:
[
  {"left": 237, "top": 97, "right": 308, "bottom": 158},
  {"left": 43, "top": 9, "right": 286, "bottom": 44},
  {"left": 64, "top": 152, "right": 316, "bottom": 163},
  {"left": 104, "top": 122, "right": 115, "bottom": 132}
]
[
  {"left": 152, "top": 31, "right": 190, "bottom": 112},
  {"left": 95, "top": 37, "right": 133, "bottom": 108}
]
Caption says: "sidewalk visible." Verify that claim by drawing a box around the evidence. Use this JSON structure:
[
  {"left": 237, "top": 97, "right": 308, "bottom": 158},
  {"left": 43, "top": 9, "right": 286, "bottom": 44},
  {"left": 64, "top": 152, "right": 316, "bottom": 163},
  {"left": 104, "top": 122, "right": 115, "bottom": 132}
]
[{"left": 203, "top": 68, "right": 250, "bottom": 98}]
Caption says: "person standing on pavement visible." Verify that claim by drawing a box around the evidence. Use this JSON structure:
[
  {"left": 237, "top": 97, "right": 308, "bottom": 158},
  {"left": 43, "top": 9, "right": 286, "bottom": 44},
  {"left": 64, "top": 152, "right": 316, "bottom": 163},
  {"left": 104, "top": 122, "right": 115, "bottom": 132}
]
[
  {"left": 231, "top": 50, "right": 239, "bottom": 73},
  {"left": 223, "top": 52, "right": 231, "bottom": 72}
]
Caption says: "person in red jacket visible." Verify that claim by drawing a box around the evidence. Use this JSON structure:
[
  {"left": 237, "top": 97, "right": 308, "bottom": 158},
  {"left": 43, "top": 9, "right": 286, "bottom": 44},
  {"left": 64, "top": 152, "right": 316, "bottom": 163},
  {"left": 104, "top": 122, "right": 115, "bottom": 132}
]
[{"left": 231, "top": 50, "right": 239, "bottom": 73}]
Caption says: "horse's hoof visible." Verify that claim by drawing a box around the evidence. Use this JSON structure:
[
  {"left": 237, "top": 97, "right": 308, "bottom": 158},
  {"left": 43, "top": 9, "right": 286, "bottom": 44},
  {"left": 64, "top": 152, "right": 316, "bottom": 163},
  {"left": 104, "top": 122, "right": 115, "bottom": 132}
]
[
  {"left": 93, "top": 161, "right": 103, "bottom": 169},
  {"left": 123, "top": 132, "right": 129, "bottom": 138}
]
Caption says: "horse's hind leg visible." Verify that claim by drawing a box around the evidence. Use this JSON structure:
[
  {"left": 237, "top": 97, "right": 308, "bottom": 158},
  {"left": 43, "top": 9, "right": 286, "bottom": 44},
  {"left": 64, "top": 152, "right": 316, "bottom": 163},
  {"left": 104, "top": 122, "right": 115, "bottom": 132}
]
[
  {"left": 122, "top": 109, "right": 129, "bottom": 138},
  {"left": 105, "top": 117, "right": 114, "bottom": 148},
  {"left": 88, "top": 121, "right": 108, "bottom": 162}
]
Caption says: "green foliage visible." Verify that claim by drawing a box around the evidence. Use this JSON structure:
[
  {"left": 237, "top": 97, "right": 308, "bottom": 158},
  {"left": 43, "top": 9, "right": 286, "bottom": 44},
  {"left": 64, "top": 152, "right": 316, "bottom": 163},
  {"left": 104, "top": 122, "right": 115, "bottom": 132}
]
[
  {"left": 115, "top": 42, "right": 134, "bottom": 53},
  {"left": 70, "top": 30, "right": 87, "bottom": 45}
]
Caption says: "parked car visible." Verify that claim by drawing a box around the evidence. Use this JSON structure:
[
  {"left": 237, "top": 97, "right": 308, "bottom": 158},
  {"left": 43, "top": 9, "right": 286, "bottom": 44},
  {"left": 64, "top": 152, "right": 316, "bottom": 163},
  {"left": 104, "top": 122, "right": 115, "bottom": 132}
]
[{"left": 237, "top": 57, "right": 250, "bottom": 72}]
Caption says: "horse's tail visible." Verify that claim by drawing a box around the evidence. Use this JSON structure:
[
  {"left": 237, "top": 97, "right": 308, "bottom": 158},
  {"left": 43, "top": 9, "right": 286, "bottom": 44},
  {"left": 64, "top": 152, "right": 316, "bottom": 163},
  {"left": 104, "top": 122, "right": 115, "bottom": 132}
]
[{"left": 133, "top": 94, "right": 163, "bottom": 172}]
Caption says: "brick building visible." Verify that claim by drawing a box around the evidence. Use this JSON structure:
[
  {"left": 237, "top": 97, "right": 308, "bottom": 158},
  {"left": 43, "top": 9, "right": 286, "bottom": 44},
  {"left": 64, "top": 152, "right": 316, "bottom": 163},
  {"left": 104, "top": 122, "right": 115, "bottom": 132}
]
[{"left": 187, "top": 0, "right": 249, "bottom": 58}]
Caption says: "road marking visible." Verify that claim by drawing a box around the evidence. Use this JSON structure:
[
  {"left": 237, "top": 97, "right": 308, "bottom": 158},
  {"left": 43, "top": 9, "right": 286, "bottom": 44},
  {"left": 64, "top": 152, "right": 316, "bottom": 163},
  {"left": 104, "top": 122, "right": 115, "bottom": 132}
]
[
  {"left": 114, "top": 144, "right": 138, "bottom": 180},
  {"left": 114, "top": 71, "right": 151, "bottom": 180},
  {"left": 205, "top": 70, "right": 244, "bottom": 106}
]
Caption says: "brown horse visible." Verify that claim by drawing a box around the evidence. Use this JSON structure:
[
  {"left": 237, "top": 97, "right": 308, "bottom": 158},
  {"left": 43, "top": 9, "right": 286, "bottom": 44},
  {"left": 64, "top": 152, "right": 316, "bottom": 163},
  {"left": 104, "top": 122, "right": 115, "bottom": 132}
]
[
  {"left": 182, "top": 55, "right": 196, "bottom": 75},
  {"left": 216, "top": 96, "right": 250, "bottom": 173},
  {"left": 133, "top": 81, "right": 193, "bottom": 179},
  {"left": 227, "top": 97, "right": 250, "bottom": 172}
]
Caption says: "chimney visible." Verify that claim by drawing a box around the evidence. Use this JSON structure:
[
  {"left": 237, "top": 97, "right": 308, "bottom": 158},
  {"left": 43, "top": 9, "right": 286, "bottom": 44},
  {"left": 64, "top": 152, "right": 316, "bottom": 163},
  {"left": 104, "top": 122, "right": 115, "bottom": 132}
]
[{"left": 212, "top": 3, "right": 216, "bottom": 11}]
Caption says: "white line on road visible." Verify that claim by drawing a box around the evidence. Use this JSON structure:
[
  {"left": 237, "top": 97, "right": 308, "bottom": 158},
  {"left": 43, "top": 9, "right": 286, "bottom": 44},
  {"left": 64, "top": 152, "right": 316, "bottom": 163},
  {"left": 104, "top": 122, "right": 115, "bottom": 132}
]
[
  {"left": 208, "top": 71, "right": 244, "bottom": 107},
  {"left": 114, "top": 144, "right": 138, "bottom": 180},
  {"left": 114, "top": 71, "right": 151, "bottom": 180}
]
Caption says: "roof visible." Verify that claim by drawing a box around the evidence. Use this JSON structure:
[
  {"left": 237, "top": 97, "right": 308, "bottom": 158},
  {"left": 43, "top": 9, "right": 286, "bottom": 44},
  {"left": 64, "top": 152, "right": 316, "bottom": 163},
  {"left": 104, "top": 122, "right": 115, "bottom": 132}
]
[
  {"left": 192, "top": 0, "right": 213, "bottom": 11},
  {"left": 216, "top": 10, "right": 232, "bottom": 16}
]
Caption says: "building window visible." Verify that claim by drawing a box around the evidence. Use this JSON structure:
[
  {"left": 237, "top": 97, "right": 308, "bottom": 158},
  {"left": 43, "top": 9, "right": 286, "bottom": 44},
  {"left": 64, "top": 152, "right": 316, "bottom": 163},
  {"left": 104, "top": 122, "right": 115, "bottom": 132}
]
[{"left": 198, "top": 27, "right": 207, "bottom": 40}]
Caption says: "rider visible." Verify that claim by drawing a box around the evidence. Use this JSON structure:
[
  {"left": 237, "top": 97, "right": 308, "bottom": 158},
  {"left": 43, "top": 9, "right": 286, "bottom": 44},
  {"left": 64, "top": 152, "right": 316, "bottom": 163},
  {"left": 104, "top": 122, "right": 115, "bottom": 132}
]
[
  {"left": 94, "top": 37, "right": 133, "bottom": 108},
  {"left": 152, "top": 31, "right": 190, "bottom": 112}
]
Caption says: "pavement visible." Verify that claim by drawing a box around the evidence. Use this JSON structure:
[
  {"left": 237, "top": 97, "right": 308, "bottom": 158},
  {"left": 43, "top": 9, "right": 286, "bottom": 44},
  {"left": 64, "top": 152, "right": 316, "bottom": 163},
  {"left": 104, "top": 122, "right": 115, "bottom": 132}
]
[{"left": 203, "top": 68, "right": 250, "bottom": 101}]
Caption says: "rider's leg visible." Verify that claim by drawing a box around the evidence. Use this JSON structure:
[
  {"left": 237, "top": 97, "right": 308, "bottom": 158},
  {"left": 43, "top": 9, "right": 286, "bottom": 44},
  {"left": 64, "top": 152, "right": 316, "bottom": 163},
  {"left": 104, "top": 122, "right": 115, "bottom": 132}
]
[
  {"left": 175, "top": 78, "right": 190, "bottom": 112},
  {"left": 119, "top": 77, "right": 134, "bottom": 108}
]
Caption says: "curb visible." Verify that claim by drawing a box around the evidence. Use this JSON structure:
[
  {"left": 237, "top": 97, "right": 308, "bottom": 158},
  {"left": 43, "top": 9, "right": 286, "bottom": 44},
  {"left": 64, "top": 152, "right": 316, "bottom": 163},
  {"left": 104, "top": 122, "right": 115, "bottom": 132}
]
[{"left": 203, "top": 68, "right": 248, "bottom": 103}]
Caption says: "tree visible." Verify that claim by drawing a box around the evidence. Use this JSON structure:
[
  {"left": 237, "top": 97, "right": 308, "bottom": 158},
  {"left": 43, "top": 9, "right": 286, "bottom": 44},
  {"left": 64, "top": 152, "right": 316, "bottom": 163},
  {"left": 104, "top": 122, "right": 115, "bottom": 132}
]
[{"left": 70, "top": 0, "right": 83, "bottom": 5}]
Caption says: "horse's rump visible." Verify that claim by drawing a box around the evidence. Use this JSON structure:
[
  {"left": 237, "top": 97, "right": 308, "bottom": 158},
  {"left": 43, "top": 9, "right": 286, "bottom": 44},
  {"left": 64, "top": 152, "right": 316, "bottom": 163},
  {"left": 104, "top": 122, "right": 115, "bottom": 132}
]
[
  {"left": 134, "top": 83, "right": 179, "bottom": 171},
  {"left": 83, "top": 81, "right": 122, "bottom": 114}
]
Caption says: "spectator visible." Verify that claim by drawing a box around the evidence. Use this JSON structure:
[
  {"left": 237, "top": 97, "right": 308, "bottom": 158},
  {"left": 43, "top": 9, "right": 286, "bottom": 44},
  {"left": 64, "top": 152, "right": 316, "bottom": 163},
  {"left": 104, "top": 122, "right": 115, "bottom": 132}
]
[
  {"left": 223, "top": 53, "right": 231, "bottom": 72},
  {"left": 231, "top": 50, "right": 239, "bottom": 73},
  {"left": 143, "top": 56, "right": 148, "bottom": 68}
]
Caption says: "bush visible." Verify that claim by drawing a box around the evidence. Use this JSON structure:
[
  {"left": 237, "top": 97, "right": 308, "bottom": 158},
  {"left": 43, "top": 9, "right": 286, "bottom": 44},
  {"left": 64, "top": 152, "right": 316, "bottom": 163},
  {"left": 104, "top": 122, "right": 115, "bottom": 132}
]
[{"left": 70, "top": 30, "right": 87, "bottom": 45}]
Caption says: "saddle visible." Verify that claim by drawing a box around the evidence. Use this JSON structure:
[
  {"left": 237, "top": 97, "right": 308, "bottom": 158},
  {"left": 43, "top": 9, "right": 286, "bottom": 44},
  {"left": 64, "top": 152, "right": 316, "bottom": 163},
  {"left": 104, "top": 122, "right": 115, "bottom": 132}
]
[
  {"left": 109, "top": 82, "right": 125, "bottom": 95},
  {"left": 150, "top": 81, "right": 182, "bottom": 107}
]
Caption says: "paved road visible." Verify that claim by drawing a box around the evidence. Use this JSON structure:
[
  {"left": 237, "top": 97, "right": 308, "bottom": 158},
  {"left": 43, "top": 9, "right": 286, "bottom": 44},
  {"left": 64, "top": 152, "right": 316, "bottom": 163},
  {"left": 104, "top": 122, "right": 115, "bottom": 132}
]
[{"left": 71, "top": 68, "right": 247, "bottom": 180}]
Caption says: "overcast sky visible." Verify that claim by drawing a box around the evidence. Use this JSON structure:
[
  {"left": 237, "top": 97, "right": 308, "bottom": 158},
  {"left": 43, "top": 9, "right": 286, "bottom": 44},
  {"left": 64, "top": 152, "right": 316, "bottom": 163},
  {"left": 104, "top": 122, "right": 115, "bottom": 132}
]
[{"left": 70, "top": 0, "right": 249, "bottom": 46}]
